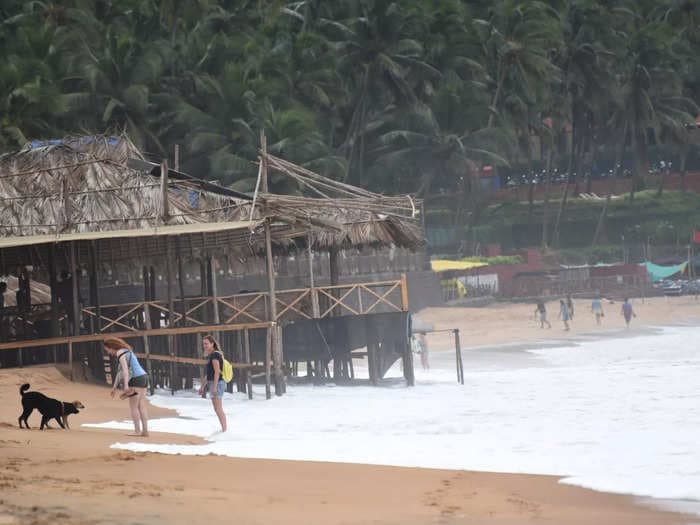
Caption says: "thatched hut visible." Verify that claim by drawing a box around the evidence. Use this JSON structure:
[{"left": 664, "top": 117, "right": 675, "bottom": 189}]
[{"left": 0, "top": 134, "right": 423, "bottom": 394}]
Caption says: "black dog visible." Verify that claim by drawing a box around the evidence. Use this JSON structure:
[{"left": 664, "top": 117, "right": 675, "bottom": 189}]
[{"left": 18, "top": 383, "right": 84, "bottom": 430}]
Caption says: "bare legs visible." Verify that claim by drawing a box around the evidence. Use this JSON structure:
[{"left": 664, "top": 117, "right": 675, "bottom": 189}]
[
  {"left": 127, "top": 387, "right": 149, "bottom": 437},
  {"left": 211, "top": 397, "right": 227, "bottom": 432}
]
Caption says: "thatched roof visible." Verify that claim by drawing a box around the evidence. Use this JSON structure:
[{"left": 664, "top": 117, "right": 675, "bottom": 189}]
[
  {"left": 0, "top": 134, "right": 424, "bottom": 268},
  {"left": 259, "top": 153, "right": 424, "bottom": 250},
  {"left": 0, "top": 135, "right": 253, "bottom": 238}
]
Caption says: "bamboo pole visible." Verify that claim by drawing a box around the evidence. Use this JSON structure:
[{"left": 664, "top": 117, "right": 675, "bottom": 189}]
[
  {"left": 160, "top": 159, "right": 170, "bottom": 220},
  {"left": 308, "top": 234, "right": 319, "bottom": 318},
  {"left": 261, "top": 130, "right": 285, "bottom": 396}
]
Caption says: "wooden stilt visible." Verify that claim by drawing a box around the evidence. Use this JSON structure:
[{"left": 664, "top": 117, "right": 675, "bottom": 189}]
[
  {"left": 48, "top": 244, "right": 59, "bottom": 361},
  {"left": 402, "top": 338, "right": 415, "bottom": 387},
  {"left": 308, "top": 234, "right": 319, "bottom": 318},
  {"left": 261, "top": 131, "right": 285, "bottom": 396},
  {"left": 68, "top": 341, "right": 73, "bottom": 381},
  {"left": 243, "top": 328, "right": 252, "bottom": 399},
  {"left": 165, "top": 238, "right": 176, "bottom": 393},
  {"left": 265, "top": 326, "right": 272, "bottom": 400},
  {"left": 70, "top": 242, "right": 81, "bottom": 338},
  {"left": 143, "top": 286, "right": 154, "bottom": 394},
  {"left": 176, "top": 239, "right": 186, "bottom": 326}
]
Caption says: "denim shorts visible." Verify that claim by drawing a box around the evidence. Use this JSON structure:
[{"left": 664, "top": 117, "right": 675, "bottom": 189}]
[{"left": 208, "top": 379, "right": 225, "bottom": 399}]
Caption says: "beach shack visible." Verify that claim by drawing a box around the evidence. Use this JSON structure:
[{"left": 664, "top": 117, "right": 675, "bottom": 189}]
[{"left": 0, "top": 135, "right": 424, "bottom": 395}]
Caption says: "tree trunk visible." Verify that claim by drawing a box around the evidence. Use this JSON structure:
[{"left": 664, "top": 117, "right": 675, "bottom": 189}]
[
  {"left": 630, "top": 126, "right": 647, "bottom": 202},
  {"left": 541, "top": 146, "right": 555, "bottom": 249},
  {"left": 591, "top": 194, "right": 611, "bottom": 246},
  {"left": 487, "top": 60, "right": 505, "bottom": 129}
]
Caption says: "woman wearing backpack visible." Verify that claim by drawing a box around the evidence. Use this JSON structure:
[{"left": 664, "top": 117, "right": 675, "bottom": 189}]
[
  {"left": 198, "top": 335, "right": 227, "bottom": 432},
  {"left": 103, "top": 336, "right": 149, "bottom": 437}
]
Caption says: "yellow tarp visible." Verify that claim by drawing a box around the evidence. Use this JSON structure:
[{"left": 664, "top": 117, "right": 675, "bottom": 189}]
[{"left": 431, "top": 260, "right": 488, "bottom": 272}]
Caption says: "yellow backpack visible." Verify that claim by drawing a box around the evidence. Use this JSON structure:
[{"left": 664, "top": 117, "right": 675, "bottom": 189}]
[{"left": 215, "top": 351, "right": 234, "bottom": 383}]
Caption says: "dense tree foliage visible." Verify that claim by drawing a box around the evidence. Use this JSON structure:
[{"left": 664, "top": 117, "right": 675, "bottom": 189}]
[{"left": 1, "top": 0, "right": 698, "bottom": 212}]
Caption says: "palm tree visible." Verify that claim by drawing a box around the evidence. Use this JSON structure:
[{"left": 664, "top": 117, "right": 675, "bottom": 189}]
[
  {"left": 613, "top": 8, "right": 696, "bottom": 201},
  {"left": 476, "top": 0, "right": 561, "bottom": 129},
  {"left": 322, "top": 0, "right": 441, "bottom": 187}
]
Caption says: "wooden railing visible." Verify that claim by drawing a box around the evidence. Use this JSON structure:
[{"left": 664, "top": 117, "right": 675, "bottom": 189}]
[{"left": 80, "top": 276, "right": 408, "bottom": 333}]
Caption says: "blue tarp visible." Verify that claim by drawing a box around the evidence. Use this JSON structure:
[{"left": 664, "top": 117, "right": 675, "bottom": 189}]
[{"left": 643, "top": 262, "right": 687, "bottom": 282}]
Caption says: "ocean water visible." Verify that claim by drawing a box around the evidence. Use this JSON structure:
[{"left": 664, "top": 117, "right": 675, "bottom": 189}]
[{"left": 86, "top": 326, "right": 700, "bottom": 506}]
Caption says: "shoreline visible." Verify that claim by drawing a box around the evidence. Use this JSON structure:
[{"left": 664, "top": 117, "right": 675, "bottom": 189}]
[
  {"left": 2, "top": 297, "right": 700, "bottom": 524},
  {"left": 0, "top": 369, "right": 695, "bottom": 525}
]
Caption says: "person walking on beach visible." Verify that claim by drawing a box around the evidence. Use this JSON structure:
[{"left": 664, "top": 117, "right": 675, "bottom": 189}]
[
  {"left": 416, "top": 331, "right": 429, "bottom": 370},
  {"left": 103, "top": 337, "right": 149, "bottom": 437},
  {"left": 621, "top": 298, "right": 636, "bottom": 328},
  {"left": 591, "top": 296, "right": 604, "bottom": 325},
  {"left": 534, "top": 300, "right": 551, "bottom": 329},
  {"left": 198, "top": 335, "right": 227, "bottom": 432},
  {"left": 566, "top": 294, "right": 574, "bottom": 320},
  {"left": 558, "top": 299, "right": 570, "bottom": 331}
]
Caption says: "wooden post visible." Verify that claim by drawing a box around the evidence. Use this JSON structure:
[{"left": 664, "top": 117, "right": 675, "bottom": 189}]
[
  {"left": 160, "top": 159, "right": 170, "bottom": 220},
  {"left": 209, "top": 255, "right": 221, "bottom": 325},
  {"left": 261, "top": 130, "right": 285, "bottom": 396},
  {"left": 243, "top": 328, "right": 253, "bottom": 400},
  {"left": 143, "top": 290, "right": 154, "bottom": 395},
  {"left": 70, "top": 242, "right": 81, "bottom": 337},
  {"left": 88, "top": 241, "right": 104, "bottom": 382},
  {"left": 88, "top": 241, "right": 100, "bottom": 334},
  {"left": 176, "top": 238, "right": 186, "bottom": 326},
  {"left": 367, "top": 343, "right": 378, "bottom": 386},
  {"left": 308, "top": 234, "right": 319, "bottom": 318},
  {"left": 68, "top": 341, "right": 73, "bottom": 381},
  {"left": 454, "top": 329, "right": 464, "bottom": 385},
  {"left": 400, "top": 273, "right": 409, "bottom": 311},
  {"left": 47, "top": 244, "right": 60, "bottom": 360},
  {"left": 165, "top": 238, "right": 176, "bottom": 392},
  {"left": 265, "top": 325, "right": 272, "bottom": 400}
]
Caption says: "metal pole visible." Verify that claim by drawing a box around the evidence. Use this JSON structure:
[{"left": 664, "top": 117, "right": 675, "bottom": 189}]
[{"left": 454, "top": 329, "right": 464, "bottom": 385}]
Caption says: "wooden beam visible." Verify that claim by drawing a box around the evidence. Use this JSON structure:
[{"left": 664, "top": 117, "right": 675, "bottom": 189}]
[
  {"left": 0, "top": 321, "right": 274, "bottom": 351},
  {"left": 400, "top": 273, "right": 409, "bottom": 311}
]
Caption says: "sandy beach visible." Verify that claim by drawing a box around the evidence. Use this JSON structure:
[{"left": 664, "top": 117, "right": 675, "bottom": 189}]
[
  {"left": 418, "top": 295, "right": 700, "bottom": 351},
  {"left": 1, "top": 298, "right": 699, "bottom": 524}
]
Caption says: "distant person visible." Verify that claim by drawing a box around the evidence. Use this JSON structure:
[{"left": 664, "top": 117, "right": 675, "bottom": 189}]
[
  {"left": 621, "top": 298, "right": 636, "bottom": 328},
  {"left": 566, "top": 294, "right": 574, "bottom": 320},
  {"left": 15, "top": 267, "right": 31, "bottom": 313},
  {"left": 591, "top": 296, "right": 604, "bottom": 325},
  {"left": 198, "top": 335, "right": 227, "bottom": 433},
  {"left": 558, "top": 299, "right": 570, "bottom": 331},
  {"left": 103, "top": 337, "right": 149, "bottom": 437},
  {"left": 416, "top": 332, "right": 429, "bottom": 370},
  {"left": 534, "top": 300, "right": 551, "bottom": 329}
]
